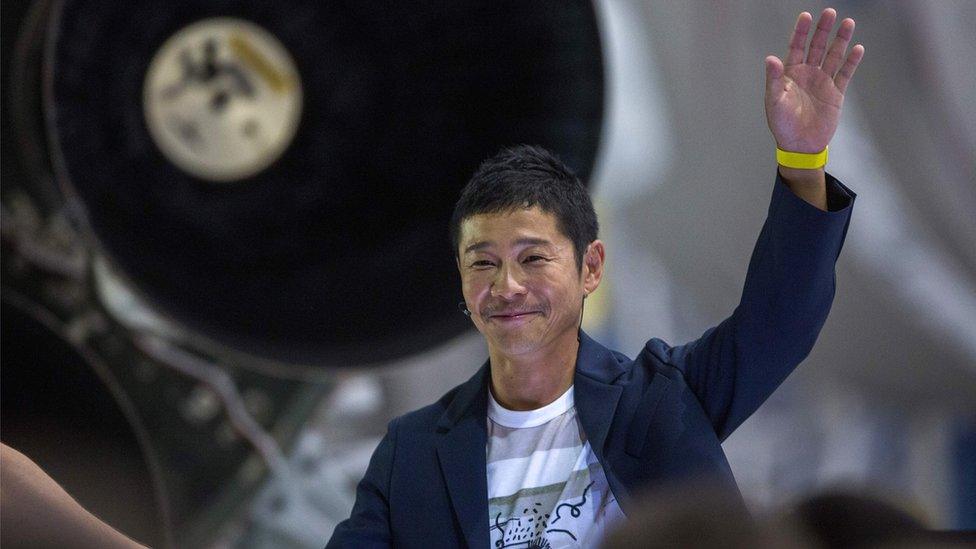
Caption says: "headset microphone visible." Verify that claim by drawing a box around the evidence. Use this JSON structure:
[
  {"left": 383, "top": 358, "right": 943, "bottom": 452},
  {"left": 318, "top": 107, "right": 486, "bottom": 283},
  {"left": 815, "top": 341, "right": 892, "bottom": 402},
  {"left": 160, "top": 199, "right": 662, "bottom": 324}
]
[{"left": 458, "top": 301, "right": 472, "bottom": 317}]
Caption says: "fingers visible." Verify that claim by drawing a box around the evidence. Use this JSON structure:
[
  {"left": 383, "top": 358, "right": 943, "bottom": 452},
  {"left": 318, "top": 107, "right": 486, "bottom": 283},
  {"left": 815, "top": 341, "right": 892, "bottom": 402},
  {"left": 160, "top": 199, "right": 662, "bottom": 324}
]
[
  {"left": 783, "top": 8, "right": 865, "bottom": 92},
  {"left": 785, "top": 12, "right": 812, "bottom": 66},
  {"left": 821, "top": 17, "right": 855, "bottom": 75},
  {"left": 834, "top": 44, "right": 865, "bottom": 94},
  {"left": 765, "top": 55, "right": 784, "bottom": 92},
  {"left": 805, "top": 8, "right": 837, "bottom": 66}
]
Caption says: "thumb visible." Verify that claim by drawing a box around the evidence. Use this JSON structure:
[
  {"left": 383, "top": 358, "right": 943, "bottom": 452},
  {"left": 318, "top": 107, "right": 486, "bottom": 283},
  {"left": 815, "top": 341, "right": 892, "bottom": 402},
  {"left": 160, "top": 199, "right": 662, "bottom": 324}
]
[{"left": 764, "top": 55, "right": 784, "bottom": 96}]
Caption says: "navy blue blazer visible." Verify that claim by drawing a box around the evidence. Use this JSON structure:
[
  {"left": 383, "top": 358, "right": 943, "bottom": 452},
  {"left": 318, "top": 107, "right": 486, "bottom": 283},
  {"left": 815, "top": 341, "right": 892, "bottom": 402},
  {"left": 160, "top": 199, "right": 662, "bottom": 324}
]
[{"left": 327, "top": 174, "right": 855, "bottom": 548}]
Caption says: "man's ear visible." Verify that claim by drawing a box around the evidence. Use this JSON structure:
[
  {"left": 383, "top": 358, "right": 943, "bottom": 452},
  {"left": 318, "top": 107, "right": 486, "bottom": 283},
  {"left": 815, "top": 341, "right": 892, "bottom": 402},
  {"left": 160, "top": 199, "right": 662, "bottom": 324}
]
[{"left": 582, "top": 240, "right": 605, "bottom": 295}]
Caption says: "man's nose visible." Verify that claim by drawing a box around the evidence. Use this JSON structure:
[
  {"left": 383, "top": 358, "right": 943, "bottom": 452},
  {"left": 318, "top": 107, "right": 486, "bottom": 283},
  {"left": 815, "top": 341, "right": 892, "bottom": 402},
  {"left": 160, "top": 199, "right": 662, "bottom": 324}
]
[{"left": 490, "top": 264, "right": 527, "bottom": 300}]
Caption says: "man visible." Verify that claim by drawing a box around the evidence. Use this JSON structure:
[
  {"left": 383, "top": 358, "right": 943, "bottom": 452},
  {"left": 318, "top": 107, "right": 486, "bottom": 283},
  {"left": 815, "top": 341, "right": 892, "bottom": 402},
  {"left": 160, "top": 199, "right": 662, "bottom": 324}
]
[{"left": 328, "top": 8, "right": 863, "bottom": 548}]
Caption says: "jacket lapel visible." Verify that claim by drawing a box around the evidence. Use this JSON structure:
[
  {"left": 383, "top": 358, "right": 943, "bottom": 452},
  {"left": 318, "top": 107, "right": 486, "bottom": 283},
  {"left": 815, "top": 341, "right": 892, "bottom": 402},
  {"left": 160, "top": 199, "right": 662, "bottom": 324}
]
[
  {"left": 573, "top": 331, "right": 625, "bottom": 457},
  {"left": 436, "top": 364, "right": 490, "bottom": 548},
  {"left": 574, "top": 372, "right": 623, "bottom": 462},
  {"left": 573, "top": 331, "right": 630, "bottom": 509}
]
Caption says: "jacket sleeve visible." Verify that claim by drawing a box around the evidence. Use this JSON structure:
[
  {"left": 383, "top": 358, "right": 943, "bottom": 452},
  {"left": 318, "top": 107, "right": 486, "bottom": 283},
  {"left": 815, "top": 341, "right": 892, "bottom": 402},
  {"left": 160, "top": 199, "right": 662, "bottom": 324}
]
[
  {"left": 325, "top": 417, "right": 399, "bottom": 548},
  {"left": 645, "top": 172, "right": 855, "bottom": 441}
]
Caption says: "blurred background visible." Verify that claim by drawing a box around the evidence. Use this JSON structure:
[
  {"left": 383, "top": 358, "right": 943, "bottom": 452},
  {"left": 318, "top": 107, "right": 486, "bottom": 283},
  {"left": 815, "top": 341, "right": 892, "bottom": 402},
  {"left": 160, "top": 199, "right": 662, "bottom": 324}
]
[{"left": 2, "top": 1, "right": 973, "bottom": 547}]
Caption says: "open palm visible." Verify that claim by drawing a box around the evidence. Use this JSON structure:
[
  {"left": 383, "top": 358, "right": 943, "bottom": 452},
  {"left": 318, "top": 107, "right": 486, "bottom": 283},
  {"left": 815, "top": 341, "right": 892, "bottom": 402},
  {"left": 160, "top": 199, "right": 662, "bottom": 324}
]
[{"left": 765, "top": 9, "right": 864, "bottom": 154}]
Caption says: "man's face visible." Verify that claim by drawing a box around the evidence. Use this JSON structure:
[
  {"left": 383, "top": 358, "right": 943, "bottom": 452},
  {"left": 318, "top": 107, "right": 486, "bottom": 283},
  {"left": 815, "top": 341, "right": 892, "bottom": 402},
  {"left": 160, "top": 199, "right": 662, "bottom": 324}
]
[{"left": 457, "top": 207, "right": 602, "bottom": 358}]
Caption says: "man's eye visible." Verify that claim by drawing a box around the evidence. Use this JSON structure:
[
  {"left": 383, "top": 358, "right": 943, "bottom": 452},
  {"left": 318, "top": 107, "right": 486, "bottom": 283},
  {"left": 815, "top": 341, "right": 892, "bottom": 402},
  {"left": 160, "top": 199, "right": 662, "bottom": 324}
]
[
  {"left": 524, "top": 255, "right": 546, "bottom": 263},
  {"left": 472, "top": 260, "right": 494, "bottom": 268}
]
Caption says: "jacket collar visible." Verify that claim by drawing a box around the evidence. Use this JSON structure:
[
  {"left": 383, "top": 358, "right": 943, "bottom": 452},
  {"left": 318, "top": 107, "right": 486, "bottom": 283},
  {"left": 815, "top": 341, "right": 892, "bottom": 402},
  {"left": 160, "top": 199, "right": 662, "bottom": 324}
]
[
  {"left": 575, "top": 329, "right": 627, "bottom": 384},
  {"left": 572, "top": 330, "right": 625, "bottom": 464},
  {"left": 436, "top": 363, "right": 490, "bottom": 547},
  {"left": 434, "top": 331, "right": 626, "bottom": 547},
  {"left": 436, "top": 362, "right": 489, "bottom": 432}
]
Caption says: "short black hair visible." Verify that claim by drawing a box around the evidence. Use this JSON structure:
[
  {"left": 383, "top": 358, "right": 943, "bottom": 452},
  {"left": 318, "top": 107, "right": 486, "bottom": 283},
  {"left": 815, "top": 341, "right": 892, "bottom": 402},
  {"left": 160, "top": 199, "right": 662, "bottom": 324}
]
[{"left": 450, "top": 145, "right": 598, "bottom": 271}]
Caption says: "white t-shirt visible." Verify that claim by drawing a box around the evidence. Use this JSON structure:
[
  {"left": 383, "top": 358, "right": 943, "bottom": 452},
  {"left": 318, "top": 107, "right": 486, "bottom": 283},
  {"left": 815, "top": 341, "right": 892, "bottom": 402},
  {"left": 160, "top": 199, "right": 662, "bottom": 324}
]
[{"left": 487, "top": 386, "right": 626, "bottom": 548}]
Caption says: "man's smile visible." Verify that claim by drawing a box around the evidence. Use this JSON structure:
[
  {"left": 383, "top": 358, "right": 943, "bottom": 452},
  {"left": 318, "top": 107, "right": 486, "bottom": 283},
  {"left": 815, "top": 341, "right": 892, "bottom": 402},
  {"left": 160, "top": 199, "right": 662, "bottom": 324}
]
[{"left": 486, "top": 310, "right": 542, "bottom": 324}]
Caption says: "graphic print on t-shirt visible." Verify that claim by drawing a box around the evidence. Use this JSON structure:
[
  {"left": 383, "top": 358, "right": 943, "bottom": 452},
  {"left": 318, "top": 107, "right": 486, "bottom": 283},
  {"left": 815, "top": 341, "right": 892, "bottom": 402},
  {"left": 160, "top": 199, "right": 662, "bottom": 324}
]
[{"left": 487, "top": 386, "right": 625, "bottom": 549}]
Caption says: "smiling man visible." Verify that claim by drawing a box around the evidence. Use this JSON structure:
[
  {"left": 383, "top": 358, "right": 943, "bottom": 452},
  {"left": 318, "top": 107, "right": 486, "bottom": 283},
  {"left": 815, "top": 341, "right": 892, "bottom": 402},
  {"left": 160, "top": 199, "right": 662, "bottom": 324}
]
[
  {"left": 455, "top": 175, "right": 604, "bottom": 414},
  {"left": 328, "top": 8, "right": 863, "bottom": 549}
]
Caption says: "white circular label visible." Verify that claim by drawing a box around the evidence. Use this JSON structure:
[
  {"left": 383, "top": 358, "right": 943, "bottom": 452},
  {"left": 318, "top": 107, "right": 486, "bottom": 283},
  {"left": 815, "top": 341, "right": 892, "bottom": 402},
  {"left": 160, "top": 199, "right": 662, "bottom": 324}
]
[{"left": 143, "top": 18, "right": 302, "bottom": 182}]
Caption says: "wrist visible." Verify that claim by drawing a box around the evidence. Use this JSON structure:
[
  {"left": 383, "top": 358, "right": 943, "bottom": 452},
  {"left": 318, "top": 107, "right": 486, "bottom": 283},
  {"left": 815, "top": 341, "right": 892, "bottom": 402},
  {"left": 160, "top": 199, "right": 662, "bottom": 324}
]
[{"left": 778, "top": 165, "right": 825, "bottom": 186}]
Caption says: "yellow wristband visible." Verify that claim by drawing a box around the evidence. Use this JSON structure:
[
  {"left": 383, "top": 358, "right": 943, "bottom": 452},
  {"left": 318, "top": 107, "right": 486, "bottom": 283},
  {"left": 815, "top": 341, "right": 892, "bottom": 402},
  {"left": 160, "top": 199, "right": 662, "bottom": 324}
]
[{"left": 776, "top": 146, "right": 828, "bottom": 169}]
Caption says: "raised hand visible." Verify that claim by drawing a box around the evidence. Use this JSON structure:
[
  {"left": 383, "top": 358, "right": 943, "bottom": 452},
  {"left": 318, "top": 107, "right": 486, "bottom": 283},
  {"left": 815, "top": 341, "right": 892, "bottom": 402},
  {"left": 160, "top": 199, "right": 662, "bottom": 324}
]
[{"left": 765, "top": 8, "right": 864, "bottom": 154}]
